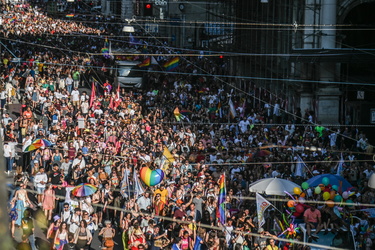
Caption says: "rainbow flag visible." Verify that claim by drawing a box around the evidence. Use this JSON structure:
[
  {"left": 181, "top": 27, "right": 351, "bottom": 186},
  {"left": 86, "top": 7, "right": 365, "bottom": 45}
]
[
  {"left": 217, "top": 174, "right": 226, "bottom": 224},
  {"left": 163, "top": 57, "right": 179, "bottom": 71},
  {"left": 173, "top": 107, "right": 184, "bottom": 121},
  {"left": 66, "top": 14, "right": 74, "bottom": 18},
  {"left": 137, "top": 57, "right": 151, "bottom": 68}
]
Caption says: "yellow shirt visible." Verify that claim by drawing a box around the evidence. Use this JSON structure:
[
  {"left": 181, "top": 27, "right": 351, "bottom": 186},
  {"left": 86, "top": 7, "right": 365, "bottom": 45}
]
[
  {"left": 154, "top": 189, "right": 168, "bottom": 203},
  {"left": 267, "top": 245, "right": 278, "bottom": 250}
]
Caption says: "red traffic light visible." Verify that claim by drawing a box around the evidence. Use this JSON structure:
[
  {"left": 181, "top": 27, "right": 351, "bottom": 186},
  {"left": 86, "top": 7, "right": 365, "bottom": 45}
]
[
  {"left": 144, "top": 3, "right": 153, "bottom": 16},
  {"left": 219, "top": 55, "right": 224, "bottom": 59}
]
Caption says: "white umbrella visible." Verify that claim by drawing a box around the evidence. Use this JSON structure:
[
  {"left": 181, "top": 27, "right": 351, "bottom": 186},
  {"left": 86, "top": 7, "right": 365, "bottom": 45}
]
[
  {"left": 249, "top": 177, "right": 300, "bottom": 196},
  {"left": 369, "top": 173, "right": 375, "bottom": 189}
]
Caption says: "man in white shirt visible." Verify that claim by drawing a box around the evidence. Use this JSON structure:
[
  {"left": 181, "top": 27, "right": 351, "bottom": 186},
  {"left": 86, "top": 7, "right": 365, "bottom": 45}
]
[
  {"left": 137, "top": 192, "right": 151, "bottom": 212},
  {"left": 81, "top": 100, "right": 89, "bottom": 115},
  {"left": 4, "top": 143, "right": 13, "bottom": 174},
  {"left": 2, "top": 113, "right": 12, "bottom": 126},
  {"left": 34, "top": 167, "right": 48, "bottom": 206},
  {"left": 72, "top": 153, "right": 86, "bottom": 170},
  {"left": 71, "top": 87, "right": 80, "bottom": 107},
  {"left": 238, "top": 117, "right": 250, "bottom": 134}
]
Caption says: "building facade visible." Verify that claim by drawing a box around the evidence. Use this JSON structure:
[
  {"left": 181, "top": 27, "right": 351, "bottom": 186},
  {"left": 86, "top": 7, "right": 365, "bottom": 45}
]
[{"left": 108, "top": 0, "right": 375, "bottom": 130}]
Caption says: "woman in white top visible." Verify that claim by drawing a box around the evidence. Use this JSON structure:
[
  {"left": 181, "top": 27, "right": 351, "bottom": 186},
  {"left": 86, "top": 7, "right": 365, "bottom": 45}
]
[{"left": 54, "top": 222, "right": 69, "bottom": 250}]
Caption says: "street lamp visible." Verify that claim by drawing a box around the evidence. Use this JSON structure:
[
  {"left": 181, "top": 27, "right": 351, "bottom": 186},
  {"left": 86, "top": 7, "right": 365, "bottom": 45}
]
[{"left": 123, "top": 18, "right": 135, "bottom": 33}]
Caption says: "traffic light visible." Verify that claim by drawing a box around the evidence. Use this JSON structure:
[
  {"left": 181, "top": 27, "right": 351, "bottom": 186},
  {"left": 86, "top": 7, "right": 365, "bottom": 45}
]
[{"left": 144, "top": 3, "right": 153, "bottom": 16}]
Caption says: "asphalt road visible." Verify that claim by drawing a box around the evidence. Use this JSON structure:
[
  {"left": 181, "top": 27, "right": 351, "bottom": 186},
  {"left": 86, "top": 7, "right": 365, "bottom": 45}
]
[{"left": 9, "top": 176, "right": 124, "bottom": 250}]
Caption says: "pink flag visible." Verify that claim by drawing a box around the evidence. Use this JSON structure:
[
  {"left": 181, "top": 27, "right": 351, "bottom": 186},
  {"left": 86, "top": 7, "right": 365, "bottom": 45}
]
[{"left": 89, "top": 82, "right": 96, "bottom": 108}]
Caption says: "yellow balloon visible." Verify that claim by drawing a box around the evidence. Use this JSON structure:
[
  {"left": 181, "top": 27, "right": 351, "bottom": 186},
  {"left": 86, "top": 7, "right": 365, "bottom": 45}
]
[
  {"left": 323, "top": 192, "right": 330, "bottom": 201},
  {"left": 293, "top": 187, "right": 302, "bottom": 195}
]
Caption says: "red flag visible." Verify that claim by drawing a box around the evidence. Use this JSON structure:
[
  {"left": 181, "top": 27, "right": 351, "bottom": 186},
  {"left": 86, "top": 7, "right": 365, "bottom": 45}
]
[
  {"left": 90, "top": 82, "right": 96, "bottom": 108},
  {"left": 109, "top": 96, "right": 114, "bottom": 109},
  {"left": 116, "top": 83, "right": 120, "bottom": 100}
]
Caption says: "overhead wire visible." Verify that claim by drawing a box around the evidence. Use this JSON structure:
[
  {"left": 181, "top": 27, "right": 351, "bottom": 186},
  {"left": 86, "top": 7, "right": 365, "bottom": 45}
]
[
  {"left": 3, "top": 6, "right": 375, "bottom": 150},
  {"left": 8, "top": 184, "right": 370, "bottom": 250}
]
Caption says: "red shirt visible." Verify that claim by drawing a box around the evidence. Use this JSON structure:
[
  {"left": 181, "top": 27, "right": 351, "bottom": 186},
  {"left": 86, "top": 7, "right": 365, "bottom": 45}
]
[{"left": 304, "top": 208, "right": 321, "bottom": 223}]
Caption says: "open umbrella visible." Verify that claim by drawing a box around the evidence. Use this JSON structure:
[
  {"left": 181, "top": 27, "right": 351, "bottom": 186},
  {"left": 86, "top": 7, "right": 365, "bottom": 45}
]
[
  {"left": 24, "top": 138, "right": 53, "bottom": 152},
  {"left": 253, "top": 150, "right": 272, "bottom": 158},
  {"left": 180, "top": 110, "right": 193, "bottom": 116},
  {"left": 249, "top": 177, "right": 300, "bottom": 196},
  {"left": 306, "top": 174, "right": 352, "bottom": 191},
  {"left": 71, "top": 183, "right": 97, "bottom": 197},
  {"left": 369, "top": 173, "right": 375, "bottom": 189}
]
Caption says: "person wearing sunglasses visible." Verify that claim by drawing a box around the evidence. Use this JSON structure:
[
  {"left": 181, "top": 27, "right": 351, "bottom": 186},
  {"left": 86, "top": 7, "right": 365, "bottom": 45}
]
[{"left": 266, "top": 238, "right": 278, "bottom": 250}]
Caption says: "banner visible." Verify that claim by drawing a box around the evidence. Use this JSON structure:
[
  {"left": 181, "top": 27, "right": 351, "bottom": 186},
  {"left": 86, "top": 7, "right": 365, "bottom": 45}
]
[
  {"left": 133, "top": 172, "right": 145, "bottom": 198},
  {"left": 216, "top": 174, "right": 226, "bottom": 224},
  {"left": 120, "top": 168, "right": 131, "bottom": 198},
  {"left": 228, "top": 98, "right": 236, "bottom": 118},
  {"left": 256, "top": 193, "right": 271, "bottom": 229}
]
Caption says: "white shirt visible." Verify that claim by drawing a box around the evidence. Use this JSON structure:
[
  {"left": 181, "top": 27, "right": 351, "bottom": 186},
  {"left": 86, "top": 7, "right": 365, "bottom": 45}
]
[
  {"left": 3, "top": 144, "right": 12, "bottom": 157},
  {"left": 71, "top": 90, "right": 80, "bottom": 101},
  {"left": 34, "top": 172, "right": 48, "bottom": 188},
  {"left": 137, "top": 195, "right": 151, "bottom": 211}
]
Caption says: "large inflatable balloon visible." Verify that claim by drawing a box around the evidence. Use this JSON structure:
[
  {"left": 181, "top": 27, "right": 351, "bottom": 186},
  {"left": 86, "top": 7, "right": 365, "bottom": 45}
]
[{"left": 140, "top": 167, "right": 165, "bottom": 186}]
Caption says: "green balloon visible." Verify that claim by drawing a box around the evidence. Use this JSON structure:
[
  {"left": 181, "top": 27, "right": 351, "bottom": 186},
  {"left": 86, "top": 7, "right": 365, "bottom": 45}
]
[
  {"left": 315, "top": 186, "right": 322, "bottom": 194},
  {"left": 332, "top": 185, "right": 338, "bottom": 191},
  {"left": 346, "top": 199, "right": 354, "bottom": 207},
  {"left": 322, "top": 177, "right": 330, "bottom": 186},
  {"left": 334, "top": 195, "right": 342, "bottom": 203},
  {"left": 302, "top": 182, "right": 309, "bottom": 190}
]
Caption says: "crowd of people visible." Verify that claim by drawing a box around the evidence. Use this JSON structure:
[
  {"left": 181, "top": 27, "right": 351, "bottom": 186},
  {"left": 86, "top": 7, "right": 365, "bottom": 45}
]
[{"left": 1, "top": 2, "right": 375, "bottom": 250}]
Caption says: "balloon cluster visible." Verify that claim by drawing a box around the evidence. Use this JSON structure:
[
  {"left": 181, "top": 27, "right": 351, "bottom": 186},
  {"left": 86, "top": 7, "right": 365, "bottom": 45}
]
[{"left": 310, "top": 177, "right": 355, "bottom": 208}]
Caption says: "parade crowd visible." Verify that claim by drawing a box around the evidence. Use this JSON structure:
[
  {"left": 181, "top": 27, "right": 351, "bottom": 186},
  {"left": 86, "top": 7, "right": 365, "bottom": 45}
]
[{"left": 1, "top": 2, "right": 375, "bottom": 250}]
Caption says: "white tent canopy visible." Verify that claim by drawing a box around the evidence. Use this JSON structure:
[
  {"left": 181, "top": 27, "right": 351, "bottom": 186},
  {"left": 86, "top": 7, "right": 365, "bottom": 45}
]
[{"left": 249, "top": 177, "right": 300, "bottom": 196}]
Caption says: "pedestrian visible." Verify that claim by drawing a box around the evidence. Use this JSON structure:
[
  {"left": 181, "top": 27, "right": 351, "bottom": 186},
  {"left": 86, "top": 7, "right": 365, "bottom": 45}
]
[
  {"left": 21, "top": 208, "right": 37, "bottom": 250},
  {"left": 99, "top": 220, "right": 115, "bottom": 250}
]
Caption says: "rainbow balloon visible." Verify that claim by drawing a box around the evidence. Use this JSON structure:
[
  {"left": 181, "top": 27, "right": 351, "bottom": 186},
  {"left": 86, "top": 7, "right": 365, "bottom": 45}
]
[{"left": 140, "top": 167, "right": 164, "bottom": 186}]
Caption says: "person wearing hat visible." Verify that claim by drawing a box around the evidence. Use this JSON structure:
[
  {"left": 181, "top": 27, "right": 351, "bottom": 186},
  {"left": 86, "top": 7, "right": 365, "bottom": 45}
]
[
  {"left": 46, "top": 215, "right": 61, "bottom": 246},
  {"left": 99, "top": 220, "right": 115, "bottom": 249},
  {"left": 31, "top": 160, "right": 40, "bottom": 176},
  {"left": 48, "top": 163, "right": 62, "bottom": 185},
  {"left": 129, "top": 223, "right": 147, "bottom": 250}
]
